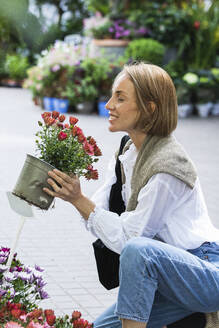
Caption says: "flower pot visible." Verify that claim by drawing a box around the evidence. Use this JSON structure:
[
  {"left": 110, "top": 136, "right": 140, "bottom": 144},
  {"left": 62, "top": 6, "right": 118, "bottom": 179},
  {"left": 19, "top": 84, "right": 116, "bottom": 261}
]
[
  {"left": 53, "top": 98, "right": 69, "bottom": 113},
  {"left": 178, "top": 104, "right": 193, "bottom": 118},
  {"left": 90, "top": 39, "right": 129, "bottom": 59},
  {"left": 212, "top": 102, "right": 219, "bottom": 116},
  {"left": 13, "top": 154, "right": 55, "bottom": 210},
  {"left": 43, "top": 97, "right": 54, "bottom": 111},
  {"left": 98, "top": 97, "right": 109, "bottom": 117},
  {"left": 196, "top": 102, "right": 213, "bottom": 118},
  {"left": 76, "top": 102, "right": 95, "bottom": 114}
]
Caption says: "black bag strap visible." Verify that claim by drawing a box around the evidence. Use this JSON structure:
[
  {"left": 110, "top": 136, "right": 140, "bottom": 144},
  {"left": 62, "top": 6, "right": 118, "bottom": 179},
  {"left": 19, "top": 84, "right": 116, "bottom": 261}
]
[{"left": 109, "top": 135, "right": 130, "bottom": 215}]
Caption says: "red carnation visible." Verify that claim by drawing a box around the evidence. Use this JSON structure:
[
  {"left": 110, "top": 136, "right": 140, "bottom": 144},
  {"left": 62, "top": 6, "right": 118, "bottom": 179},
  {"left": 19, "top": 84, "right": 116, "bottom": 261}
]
[
  {"left": 57, "top": 123, "right": 64, "bottom": 129},
  {"left": 194, "top": 21, "right": 200, "bottom": 30},
  {"left": 85, "top": 168, "right": 98, "bottom": 180},
  {"left": 29, "top": 308, "right": 43, "bottom": 319},
  {"left": 88, "top": 137, "right": 96, "bottom": 146},
  {"left": 46, "top": 314, "right": 56, "bottom": 326},
  {"left": 78, "top": 133, "right": 86, "bottom": 143},
  {"left": 72, "top": 126, "right": 78, "bottom": 136},
  {"left": 47, "top": 117, "right": 56, "bottom": 126},
  {"left": 11, "top": 309, "right": 21, "bottom": 318},
  {"left": 72, "top": 310, "right": 82, "bottom": 320},
  {"left": 69, "top": 116, "right": 79, "bottom": 125},
  {"left": 44, "top": 309, "right": 54, "bottom": 317},
  {"left": 64, "top": 123, "right": 70, "bottom": 129},
  {"left": 52, "top": 110, "right": 59, "bottom": 119},
  {"left": 41, "top": 112, "right": 51, "bottom": 119},
  {"left": 83, "top": 141, "right": 94, "bottom": 155},
  {"left": 59, "top": 114, "right": 66, "bottom": 122},
  {"left": 58, "top": 131, "right": 68, "bottom": 141},
  {"left": 93, "top": 144, "right": 102, "bottom": 156}
]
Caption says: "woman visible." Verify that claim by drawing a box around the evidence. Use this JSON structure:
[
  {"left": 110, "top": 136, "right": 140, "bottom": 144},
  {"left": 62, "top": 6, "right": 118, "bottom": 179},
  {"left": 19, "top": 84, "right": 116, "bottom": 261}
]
[{"left": 43, "top": 62, "right": 219, "bottom": 328}]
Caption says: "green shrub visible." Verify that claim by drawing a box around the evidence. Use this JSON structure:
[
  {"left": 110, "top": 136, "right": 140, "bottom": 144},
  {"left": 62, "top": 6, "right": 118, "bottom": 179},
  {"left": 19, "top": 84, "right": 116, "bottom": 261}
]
[
  {"left": 5, "top": 54, "right": 29, "bottom": 80},
  {"left": 124, "top": 38, "right": 165, "bottom": 66}
]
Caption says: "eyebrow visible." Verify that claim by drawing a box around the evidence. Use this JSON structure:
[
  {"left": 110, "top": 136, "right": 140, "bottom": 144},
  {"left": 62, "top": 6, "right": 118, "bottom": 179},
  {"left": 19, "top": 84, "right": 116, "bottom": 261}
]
[{"left": 114, "top": 90, "right": 128, "bottom": 96}]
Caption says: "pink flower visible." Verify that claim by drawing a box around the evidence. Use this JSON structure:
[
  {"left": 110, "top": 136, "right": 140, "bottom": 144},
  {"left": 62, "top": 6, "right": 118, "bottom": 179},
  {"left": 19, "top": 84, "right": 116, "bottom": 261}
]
[
  {"left": 83, "top": 141, "right": 94, "bottom": 155},
  {"left": 58, "top": 131, "right": 68, "bottom": 141},
  {"left": 4, "top": 322, "right": 22, "bottom": 328},
  {"left": 27, "top": 321, "right": 44, "bottom": 328}
]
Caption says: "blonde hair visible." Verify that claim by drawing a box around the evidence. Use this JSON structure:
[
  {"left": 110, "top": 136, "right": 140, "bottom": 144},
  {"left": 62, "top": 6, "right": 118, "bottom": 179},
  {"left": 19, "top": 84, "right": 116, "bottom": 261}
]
[{"left": 114, "top": 62, "right": 178, "bottom": 136}]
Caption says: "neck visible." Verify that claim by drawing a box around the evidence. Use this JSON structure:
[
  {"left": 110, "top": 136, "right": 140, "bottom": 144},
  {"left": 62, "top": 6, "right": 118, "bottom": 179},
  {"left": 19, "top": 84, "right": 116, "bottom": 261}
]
[{"left": 128, "top": 131, "right": 147, "bottom": 150}]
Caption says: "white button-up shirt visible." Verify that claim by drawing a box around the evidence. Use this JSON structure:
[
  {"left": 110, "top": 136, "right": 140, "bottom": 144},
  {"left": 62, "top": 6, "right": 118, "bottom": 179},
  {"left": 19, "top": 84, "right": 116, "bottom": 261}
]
[{"left": 84, "top": 143, "right": 219, "bottom": 254}]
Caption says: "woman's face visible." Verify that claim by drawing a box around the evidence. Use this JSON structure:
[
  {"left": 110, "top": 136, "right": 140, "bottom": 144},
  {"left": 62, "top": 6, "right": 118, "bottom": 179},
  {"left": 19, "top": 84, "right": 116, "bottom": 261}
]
[{"left": 106, "top": 74, "right": 140, "bottom": 134}]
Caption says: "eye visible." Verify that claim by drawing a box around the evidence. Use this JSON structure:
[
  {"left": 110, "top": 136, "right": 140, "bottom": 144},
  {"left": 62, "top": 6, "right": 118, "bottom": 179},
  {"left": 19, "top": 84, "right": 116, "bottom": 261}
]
[{"left": 118, "top": 98, "right": 124, "bottom": 102}]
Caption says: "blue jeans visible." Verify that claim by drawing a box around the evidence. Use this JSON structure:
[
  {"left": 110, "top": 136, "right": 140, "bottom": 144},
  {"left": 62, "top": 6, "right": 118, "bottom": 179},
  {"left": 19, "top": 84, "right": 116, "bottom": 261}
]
[{"left": 94, "top": 238, "right": 219, "bottom": 328}]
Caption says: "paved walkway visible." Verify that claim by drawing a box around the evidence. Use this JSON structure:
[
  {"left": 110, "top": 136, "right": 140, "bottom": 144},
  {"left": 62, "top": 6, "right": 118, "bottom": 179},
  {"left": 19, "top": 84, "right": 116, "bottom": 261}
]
[{"left": 0, "top": 87, "right": 219, "bottom": 322}]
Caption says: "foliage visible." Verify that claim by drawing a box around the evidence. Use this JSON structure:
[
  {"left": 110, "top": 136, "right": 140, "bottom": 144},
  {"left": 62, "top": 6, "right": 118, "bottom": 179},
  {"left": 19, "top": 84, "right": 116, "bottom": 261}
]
[
  {"left": 64, "top": 57, "right": 113, "bottom": 104},
  {"left": 0, "top": 247, "right": 48, "bottom": 313},
  {"left": 36, "top": 112, "right": 101, "bottom": 178},
  {"left": 124, "top": 38, "right": 165, "bottom": 65},
  {"left": 182, "top": 1, "right": 219, "bottom": 70},
  {"left": 0, "top": 303, "right": 93, "bottom": 327},
  {"left": 5, "top": 54, "right": 29, "bottom": 80}
]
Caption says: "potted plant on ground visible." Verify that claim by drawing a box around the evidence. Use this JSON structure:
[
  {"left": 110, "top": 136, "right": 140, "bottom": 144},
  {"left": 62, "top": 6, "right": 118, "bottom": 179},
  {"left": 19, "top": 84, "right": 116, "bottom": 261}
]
[
  {"left": 13, "top": 112, "right": 102, "bottom": 210},
  {"left": 210, "top": 67, "right": 219, "bottom": 116},
  {"left": 3, "top": 54, "right": 29, "bottom": 87},
  {"left": 176, "top": 83, "right": 193, "bottom": 118},
  {"left": 65, "top": 57, "right": 113, "bottom": 114}
]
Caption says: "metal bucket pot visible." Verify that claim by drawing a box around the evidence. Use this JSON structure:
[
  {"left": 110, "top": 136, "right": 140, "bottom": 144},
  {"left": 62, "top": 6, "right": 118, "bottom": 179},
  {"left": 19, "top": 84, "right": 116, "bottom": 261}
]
[{"left": 13, "top": 154, "right": 55, "bottom": 210}]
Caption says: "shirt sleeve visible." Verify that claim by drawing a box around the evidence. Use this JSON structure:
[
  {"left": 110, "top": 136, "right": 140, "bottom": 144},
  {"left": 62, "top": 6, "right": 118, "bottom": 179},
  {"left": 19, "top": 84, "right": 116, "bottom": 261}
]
[{"left": 86, "top": 173, "right": 185, "bottom": 254}]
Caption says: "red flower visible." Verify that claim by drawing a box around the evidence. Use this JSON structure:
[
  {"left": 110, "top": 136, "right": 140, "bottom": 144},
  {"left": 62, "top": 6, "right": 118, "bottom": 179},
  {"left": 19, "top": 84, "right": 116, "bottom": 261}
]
[
  {"left": 44, "top": 309, "right": 54, "bottom": 317},
  {"left": 58, "top": 131, "right": 68, "bottom": 141},
  {"left": 41, "top": 112, "right": 51, "bottom": 119},
  {"left": 46, "top": 314, "right": 56, "bottom": 326},
  {"left": 85, "top": 168, "right": 98, "bottom": 180},
  {"left": 47, "top": 117, "right": 56, "bottom": 126},
  {"left": 11, "top": 309, "right": 22, "bottom": 318},
  {"left": 64, "top": 123, "right": 70, "bottom": 129},
  {"left": 78, "top": 133, "right": 86, "bottom": 143},
  {"left": 83, "top": 141, "right": 94, "bottom": 155},
  {"left": 52, "top": 110, "right": 59, "bottom": 119},
  {"left": 69, "top": 116, "right": 79, "bottom": 125},
  {"left": 59, "top": 114, "right": 66, "bottom": 122},
  {"left": 88, "top": 137, "right": 96, "bottom": 146},
  {"left": 72, "top": 310, "right": 82, "bottom": 320},
  {"left": 194, "top": 21, "right": 200, "bottom": 30},
  {"left": 29, "top": 308, "right": 43, "bottom": 319},
  {"left": 73, "top": 318, "right": 90, "bottom": 328},
  {"left": 57, "top": 123, "right": 64, "bottom": 129},
  {"left": 93, "top": 144, "right": 102, "bottom": 156}
]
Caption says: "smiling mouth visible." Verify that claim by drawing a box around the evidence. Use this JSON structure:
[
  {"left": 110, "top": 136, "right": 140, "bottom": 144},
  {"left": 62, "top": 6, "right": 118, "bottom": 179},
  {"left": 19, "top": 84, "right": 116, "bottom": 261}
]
[{"left": 109, "top": 114, "right": 118, "bottom": 120}]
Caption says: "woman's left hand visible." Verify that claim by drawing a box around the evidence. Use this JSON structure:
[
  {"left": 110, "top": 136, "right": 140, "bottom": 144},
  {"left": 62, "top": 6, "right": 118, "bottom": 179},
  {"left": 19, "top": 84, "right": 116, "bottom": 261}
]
[{"left": 43, "top": 169, "right": 82, "bottom": 204}]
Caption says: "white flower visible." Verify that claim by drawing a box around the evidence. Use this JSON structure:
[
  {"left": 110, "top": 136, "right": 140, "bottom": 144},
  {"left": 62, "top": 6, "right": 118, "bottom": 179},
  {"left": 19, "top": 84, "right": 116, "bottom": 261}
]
[
  {"left": 4, "top": 272, "right": 15, "bottom": 281},
  {"left": 183, "top": 73, "right": 199, "bottom": 85}
]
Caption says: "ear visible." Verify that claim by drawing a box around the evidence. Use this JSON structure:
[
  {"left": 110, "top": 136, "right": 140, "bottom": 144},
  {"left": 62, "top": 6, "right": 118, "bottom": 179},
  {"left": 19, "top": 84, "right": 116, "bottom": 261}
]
[{"left": 148, "top": 101, "right": 156, "bottom": 113}]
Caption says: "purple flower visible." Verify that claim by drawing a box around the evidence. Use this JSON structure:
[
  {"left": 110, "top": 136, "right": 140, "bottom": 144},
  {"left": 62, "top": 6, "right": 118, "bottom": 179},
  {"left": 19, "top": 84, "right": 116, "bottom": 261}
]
[
  {"left": 0, "top": 257, "right": 6, "bottom": 264},
  {"left": 1, "top": 247, "right": 10, "bottom": 253},
  {"left": 35, "top": 265, "right": 44, "bottom": 272},
  {"left": 122, "top": 30, "right": 130, "bottom": 36},
  {"left": 0, "top": 288, "right": 7, "bottom": 296},
  {"left": 137, "top": 27, "right": 148, "bottom": 35},
  {"left": 109, "top": 27, "right": 114, "bottom": 33},
  {"left": 51, "top": 64, "right": 60, "bottom": 72},
  {"left": 24, "top": 266, "right": 32, "bottom": 274},
  {"left": 115, "top": 32, "right": 121, "bottom": 39},
  {"left": 16, "top": 266, "right": 23, "bottom": 272},
  {"left": 39, "top": 289, "right": 49, "bottom": 299},
  {"left": 37, "top": 278, "right": 47, "bottom": 288}
]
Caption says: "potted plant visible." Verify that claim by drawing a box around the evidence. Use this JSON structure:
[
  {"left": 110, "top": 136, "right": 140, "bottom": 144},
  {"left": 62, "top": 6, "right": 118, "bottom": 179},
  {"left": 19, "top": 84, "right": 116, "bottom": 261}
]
[
  {"left": 13, "top": 112, "right": 102, "bottom": 210},
  {"left": 84, "top": 13, "right": 149, "bottom": 59},
  {"left": 123, "top": 38, "right": 165, "bottom": 65},
  {"left": 65, "top": 57, "right": 113, "bottom": 114},
  {"left": 176, "top": 83, "right": 193, "bottom": 118},
  {"left": 3, "top": 54, "right": 29, "bottom": 87},
  {"left": 211, "top": 67, "right": 219, "bottom": 116}
]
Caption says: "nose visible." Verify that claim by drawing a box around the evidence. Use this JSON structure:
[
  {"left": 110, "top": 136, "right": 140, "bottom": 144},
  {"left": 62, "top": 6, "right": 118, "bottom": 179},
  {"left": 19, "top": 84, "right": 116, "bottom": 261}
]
[{"left": 105, "top": 97, "right": 114, "bottom": 111}]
